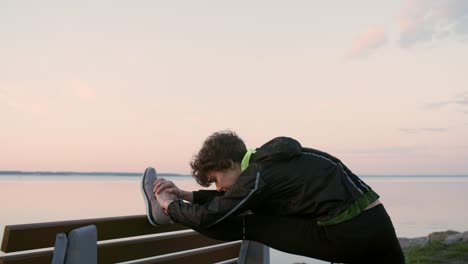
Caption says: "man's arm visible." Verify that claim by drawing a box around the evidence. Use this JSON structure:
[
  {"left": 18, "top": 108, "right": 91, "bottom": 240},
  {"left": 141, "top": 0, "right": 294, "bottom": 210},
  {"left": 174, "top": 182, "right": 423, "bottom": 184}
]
[
  {"left": 153, "top": 178, "right": 224, "bottom": 204},
  {"left": 165, "top": 165, "right": 269, "bottom": 229},
  {"left": 192, "top": 190, "right": 224, "bottom": 204},
  {"left": 154, "top": 179, "right": 196, "bottom": 202},
  {"left": 178, "top": 190, "right": 194, "bottom": 203},
  {"left": 176, "top": 190, "right": 224, "bottom": 204}
]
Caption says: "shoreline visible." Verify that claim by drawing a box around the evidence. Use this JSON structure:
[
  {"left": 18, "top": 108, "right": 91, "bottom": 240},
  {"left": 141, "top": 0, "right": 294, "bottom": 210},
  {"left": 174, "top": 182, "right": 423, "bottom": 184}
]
[
  {"left": 399, "top": 230, "right": 468, "bottom": 264},
  {"left": 399, "top": 230, "right": 468, "bottom": 250}
]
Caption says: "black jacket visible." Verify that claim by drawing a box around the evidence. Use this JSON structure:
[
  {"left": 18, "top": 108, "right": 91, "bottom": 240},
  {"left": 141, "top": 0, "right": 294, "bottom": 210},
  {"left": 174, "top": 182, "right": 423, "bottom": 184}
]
[{"left": 167, "top": 137, "right": 375, "bottom": 228}]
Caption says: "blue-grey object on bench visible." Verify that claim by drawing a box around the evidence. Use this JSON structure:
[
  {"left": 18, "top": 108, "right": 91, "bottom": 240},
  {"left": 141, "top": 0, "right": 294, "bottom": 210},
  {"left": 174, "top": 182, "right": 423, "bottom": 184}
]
[
  {"left": 51, "top": 225, "right": 97, "bottom": 264},
  {"left": 50, "top": 233, "right": 67, "bottom": 264}
]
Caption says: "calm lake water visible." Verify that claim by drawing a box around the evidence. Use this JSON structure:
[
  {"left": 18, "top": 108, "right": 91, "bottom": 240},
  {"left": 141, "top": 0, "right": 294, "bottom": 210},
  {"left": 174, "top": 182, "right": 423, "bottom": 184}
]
[{"left": 1, "top": 174, "right": 467, "bottom": 263}]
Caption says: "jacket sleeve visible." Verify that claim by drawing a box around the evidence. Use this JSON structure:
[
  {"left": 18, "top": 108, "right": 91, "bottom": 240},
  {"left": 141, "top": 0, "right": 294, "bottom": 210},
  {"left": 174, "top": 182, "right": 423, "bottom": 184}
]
[
  {"left": 167, "top": 165, "right": 269, "bottom": 229},
  {"left": 192, "top": 190, "right": 224, "bottom": 204}
]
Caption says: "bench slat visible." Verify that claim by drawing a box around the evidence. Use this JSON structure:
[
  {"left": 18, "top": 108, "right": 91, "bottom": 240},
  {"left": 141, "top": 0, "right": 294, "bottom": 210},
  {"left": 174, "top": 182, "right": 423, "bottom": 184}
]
[
  {"left": 1, "top": 215, "right": 188, "bottom": 253},
  {"left": 98, "top": 231, "right": 236, "bottom": 263},
  {"left": 0, "top": 251, "right": 51, "bottom": 264},
  {"left": 134, "top": 242, "right": 242, "bottom": 264},
  {"left": 0, "top": 232, "right": 239, "bottom": 264}
]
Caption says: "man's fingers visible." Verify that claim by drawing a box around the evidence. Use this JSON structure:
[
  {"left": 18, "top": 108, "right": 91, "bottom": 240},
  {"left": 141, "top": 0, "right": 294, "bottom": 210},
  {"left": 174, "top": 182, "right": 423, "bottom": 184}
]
[
  {"left": 156, "top": 182, "right": 173, "bottom": 194},
  {"left": 154, "top": 179, "right": 172, "bottom": 191},
  {"left": 154, "top": 180, "right": 166, "bottom": 193},
  {"left": 153, "top": 181, "right": 161, "bottom": 192},
  {"left": 153, "top": 179, "right": 161, "bottom": 188},
  {"left": 154, "top": 181, "right": 165, "bottom": 193},
  {"left": 165, "top": 188, "right": 176, "bottom": 195},
  {"left": 153, "top": 178, "right": 166, "bottom": 186}
]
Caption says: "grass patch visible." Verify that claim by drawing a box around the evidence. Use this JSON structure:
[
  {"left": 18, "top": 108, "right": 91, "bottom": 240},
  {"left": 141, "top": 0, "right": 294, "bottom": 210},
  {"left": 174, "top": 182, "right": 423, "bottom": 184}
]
[{"left": 406, "top": 241, "right": 468, "bottom": 264}]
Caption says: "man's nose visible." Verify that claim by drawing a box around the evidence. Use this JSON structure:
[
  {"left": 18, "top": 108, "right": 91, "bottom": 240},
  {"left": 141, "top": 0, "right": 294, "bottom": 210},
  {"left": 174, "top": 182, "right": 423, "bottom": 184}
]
[{"left": 216, "top": 184, "right": 224, "bottom": 192}]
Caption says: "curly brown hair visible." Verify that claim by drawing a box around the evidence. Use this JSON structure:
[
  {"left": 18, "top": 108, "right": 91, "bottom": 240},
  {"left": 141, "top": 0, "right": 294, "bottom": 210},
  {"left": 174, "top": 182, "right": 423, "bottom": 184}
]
[{"left": 190, "top": 130, "right": 247, "bottom": 187}]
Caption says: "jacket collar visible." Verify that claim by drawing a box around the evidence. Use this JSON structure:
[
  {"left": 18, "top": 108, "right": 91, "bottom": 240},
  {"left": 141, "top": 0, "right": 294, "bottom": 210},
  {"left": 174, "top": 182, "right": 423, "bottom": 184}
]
[{"left": 241, "top": 149, "right": 257, "bottom": 172}]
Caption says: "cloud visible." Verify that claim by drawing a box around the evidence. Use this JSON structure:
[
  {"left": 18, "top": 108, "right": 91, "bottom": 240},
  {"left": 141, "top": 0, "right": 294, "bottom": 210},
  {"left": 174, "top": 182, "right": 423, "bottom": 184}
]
[
  {"left": 454, "top": 92, "right": 468, "bottom": 106},
  {"left": 0, "top": 80, "right": 97, "bottom": 117},
  {"left": 421, "top": 127, "right": 447, "bottom": 132},
  {"left": 0, "top": 87, "right": 56, "bottom": 117},
  {"left": 347, "top": 1, "right": 468, "bottom": 55},
  {"left": 424, "top": 92, "right": 468, "bottom": 110},
  {"left": 398, "top": 0, "right": 468, "bottom": 47},
  {"left": 399, "top": 127, "right": 448, "bottom": 133},
  {"left": 347, "top": 145, "right": 427, "bottom": 155},
  {"left": 424, "top": 101, "right": 452, "bottom": 109},
  {"left": 347, "top": 26, "right": 388, "bottom": 59}
]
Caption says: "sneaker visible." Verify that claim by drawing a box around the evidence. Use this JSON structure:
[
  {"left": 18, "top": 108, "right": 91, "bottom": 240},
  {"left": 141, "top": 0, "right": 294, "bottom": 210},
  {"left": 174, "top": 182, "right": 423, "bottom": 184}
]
[{"left": 141, "top": 167, "right": 173, "bottom": 226}]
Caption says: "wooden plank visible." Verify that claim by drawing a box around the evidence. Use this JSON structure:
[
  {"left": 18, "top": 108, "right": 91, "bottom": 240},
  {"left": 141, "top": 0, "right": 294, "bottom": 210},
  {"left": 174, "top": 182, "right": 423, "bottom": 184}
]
[
  {"left": 1, "top": 215, "right": 188, "bottom": 253},
  {"left": 98, "top": 231, "right": 236, "bottom": 263},
  {"left": 0, "top": 232, "right": 237, "bottom": 264},
  {"left": 1, "top": 226, "right": 10, "bottom": 255},
  {"left": 135, "top": 242, "right": 242, "bottom": 264},
  {"left": 0, "top": 250, "right": 52, "bottom": 264},
  {"left": 216, "top": 258, "right": 238, "bottom": 264}
]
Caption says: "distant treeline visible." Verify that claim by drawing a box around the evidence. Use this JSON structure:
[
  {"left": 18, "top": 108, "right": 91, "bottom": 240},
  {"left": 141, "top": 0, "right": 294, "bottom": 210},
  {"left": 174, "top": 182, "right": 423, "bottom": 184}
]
[{"left": 0, "top": 171, "right": 190, "bottom": 177}]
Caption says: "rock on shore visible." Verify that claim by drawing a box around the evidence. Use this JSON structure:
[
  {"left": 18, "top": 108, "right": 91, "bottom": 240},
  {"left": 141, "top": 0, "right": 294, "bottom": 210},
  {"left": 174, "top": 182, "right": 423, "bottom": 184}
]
[{"left": 399, "top": 230, "right": 468, "bottom": 250}]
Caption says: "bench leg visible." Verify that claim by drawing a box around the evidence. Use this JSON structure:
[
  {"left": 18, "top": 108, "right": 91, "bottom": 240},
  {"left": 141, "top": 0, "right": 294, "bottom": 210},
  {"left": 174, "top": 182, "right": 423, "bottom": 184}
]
[{"left": 238, "top": 240, "right": 269, "bottom": 264}]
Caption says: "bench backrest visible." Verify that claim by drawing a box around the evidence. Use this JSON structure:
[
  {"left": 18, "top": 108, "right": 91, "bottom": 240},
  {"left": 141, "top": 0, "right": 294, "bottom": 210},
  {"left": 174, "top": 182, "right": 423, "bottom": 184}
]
[{"left": 0, "top": 215, "right": 241, "bottom": 264}]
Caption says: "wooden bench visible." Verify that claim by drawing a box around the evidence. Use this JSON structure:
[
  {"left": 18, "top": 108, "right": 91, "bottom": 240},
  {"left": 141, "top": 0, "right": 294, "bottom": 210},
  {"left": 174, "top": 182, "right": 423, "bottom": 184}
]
[{"left": 0, "top": 215, "right": 267, "bottom": 264}]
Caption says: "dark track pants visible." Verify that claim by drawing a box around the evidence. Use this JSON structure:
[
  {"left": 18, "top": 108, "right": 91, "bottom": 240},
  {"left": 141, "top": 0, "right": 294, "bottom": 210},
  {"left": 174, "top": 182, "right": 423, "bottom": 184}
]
[{"left": 192, "top": 204, "right": 405, "bottom": 264}]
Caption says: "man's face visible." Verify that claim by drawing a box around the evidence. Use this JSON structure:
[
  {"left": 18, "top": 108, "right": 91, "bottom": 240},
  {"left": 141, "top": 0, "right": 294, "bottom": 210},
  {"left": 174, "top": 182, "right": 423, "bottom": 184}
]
[{"left": 207, "top": 163, "right": 241, "bottom": 192}]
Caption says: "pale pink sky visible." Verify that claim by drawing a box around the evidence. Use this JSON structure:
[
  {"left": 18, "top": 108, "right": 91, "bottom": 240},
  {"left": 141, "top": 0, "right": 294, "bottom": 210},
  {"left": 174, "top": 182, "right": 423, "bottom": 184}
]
[{"left": 1, "top": 0, "right": 467, "bottom": 174}]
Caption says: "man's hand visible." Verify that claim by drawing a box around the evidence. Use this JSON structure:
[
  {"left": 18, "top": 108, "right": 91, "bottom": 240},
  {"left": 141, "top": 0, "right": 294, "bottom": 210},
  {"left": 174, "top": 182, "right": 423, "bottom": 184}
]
[
  {"left": 155, "top": 189, "right": 176, "bottom": 210},
  {"left": 154, "top": 178, "right": 181, "bottom": 197},
  {"left": 153, "top": 178, "right": 194, "bottom": 202}
]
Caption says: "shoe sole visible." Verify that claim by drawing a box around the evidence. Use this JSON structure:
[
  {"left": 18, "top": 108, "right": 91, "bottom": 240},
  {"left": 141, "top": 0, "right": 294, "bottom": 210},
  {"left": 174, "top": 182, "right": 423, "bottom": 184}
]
[{"left": 141, "top": 167, "right": 158, "bottom": 226}]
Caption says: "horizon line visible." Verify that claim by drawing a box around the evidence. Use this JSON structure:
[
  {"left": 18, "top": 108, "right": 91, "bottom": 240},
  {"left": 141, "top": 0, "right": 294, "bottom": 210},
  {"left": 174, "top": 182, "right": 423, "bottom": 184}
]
[
  {"left": 0, "top": 170, "right": 467, "bottom": 177},
  {"left": 0, "top": 170, "right": 189, "bottom": 176}
]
